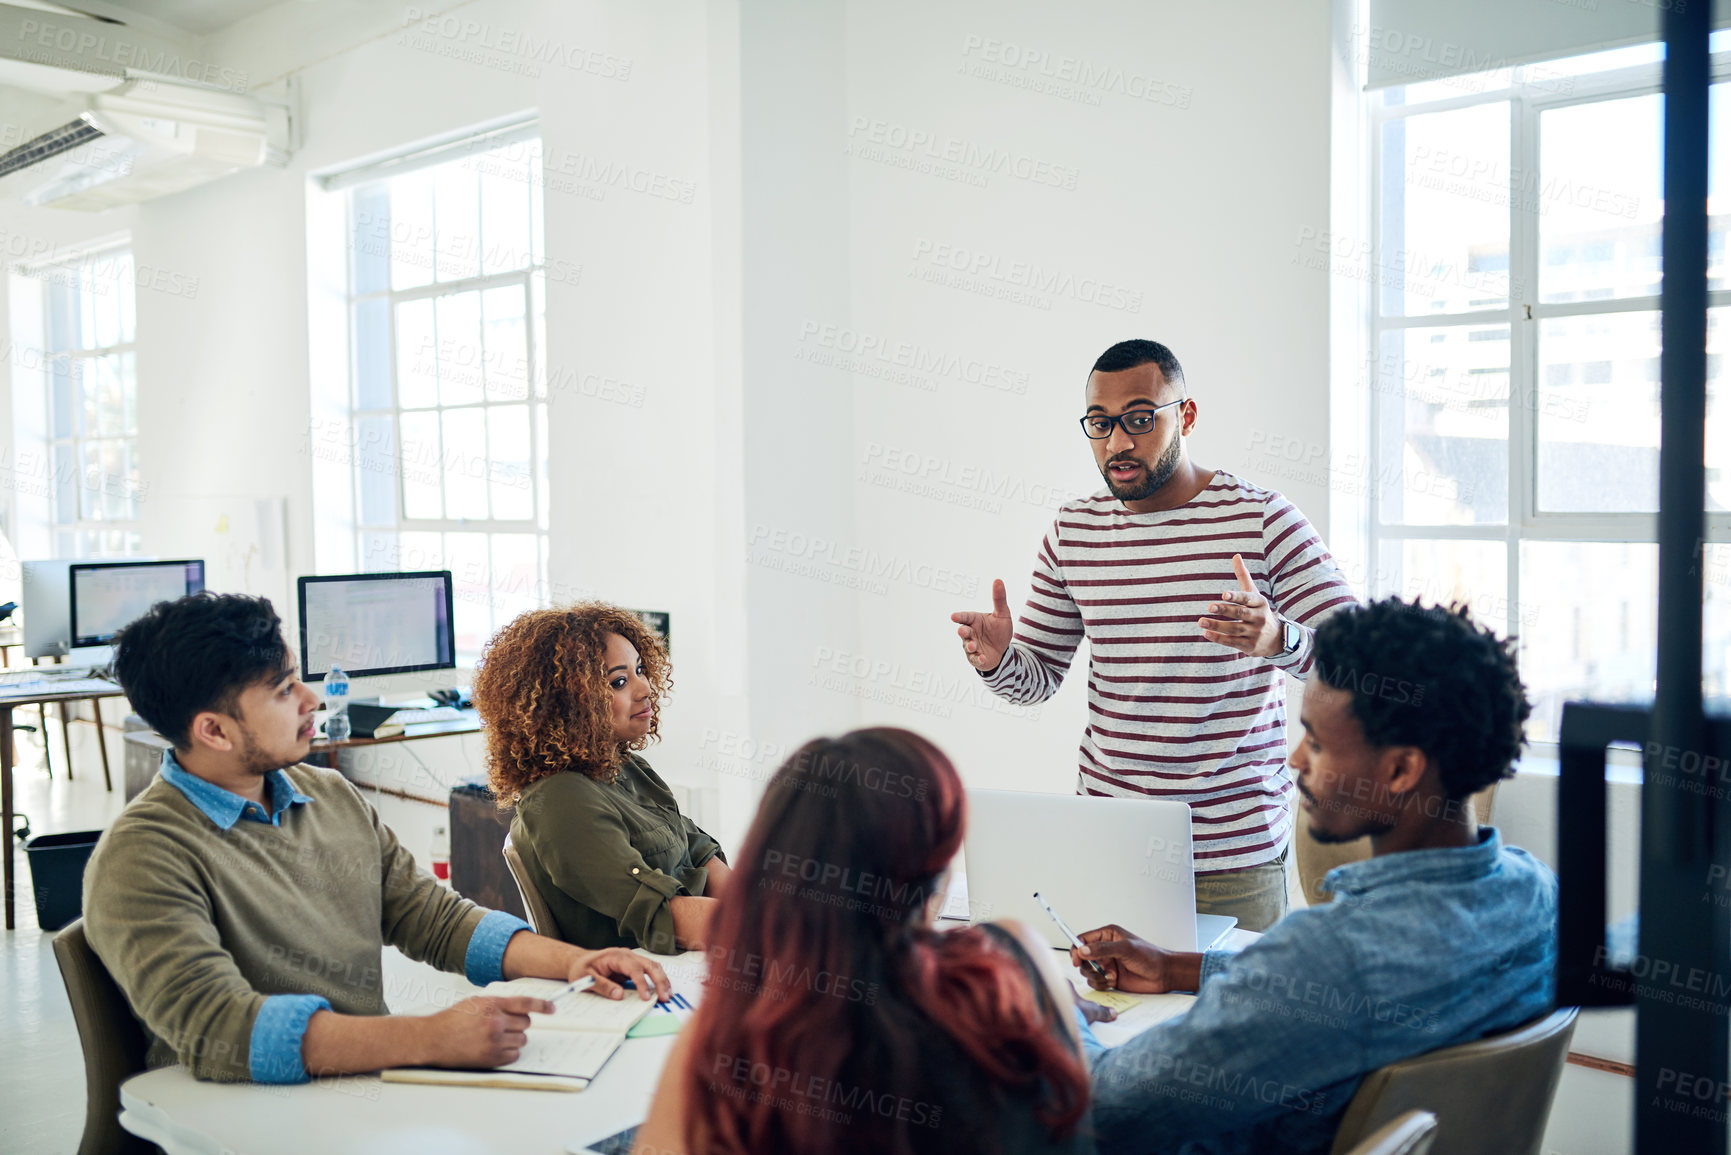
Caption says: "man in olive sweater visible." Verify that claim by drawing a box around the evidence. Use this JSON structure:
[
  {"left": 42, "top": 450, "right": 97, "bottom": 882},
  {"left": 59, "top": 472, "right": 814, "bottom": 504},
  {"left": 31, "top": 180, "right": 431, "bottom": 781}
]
[{"left": 83, "top": 592, "right": 671, "bottom": 1083}]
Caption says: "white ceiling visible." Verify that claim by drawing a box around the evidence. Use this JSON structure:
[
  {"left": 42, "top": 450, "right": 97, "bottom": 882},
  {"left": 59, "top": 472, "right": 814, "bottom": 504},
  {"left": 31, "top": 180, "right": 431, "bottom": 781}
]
[{"left": 50, "top": 0, "right": 289, "bottom": 37}]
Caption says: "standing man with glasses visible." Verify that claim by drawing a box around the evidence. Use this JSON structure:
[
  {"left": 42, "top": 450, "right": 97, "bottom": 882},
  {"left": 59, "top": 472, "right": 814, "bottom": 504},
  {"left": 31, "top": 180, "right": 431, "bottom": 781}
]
[{"left": 951, "top": 339, "right": 1356, "bottom": 930}]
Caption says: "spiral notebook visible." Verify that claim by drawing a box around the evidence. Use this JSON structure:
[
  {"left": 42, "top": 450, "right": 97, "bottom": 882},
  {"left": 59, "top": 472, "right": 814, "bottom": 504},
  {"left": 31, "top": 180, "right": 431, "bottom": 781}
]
[{"left": 381, "top": 977, "right": 659, "bottom": 1092}]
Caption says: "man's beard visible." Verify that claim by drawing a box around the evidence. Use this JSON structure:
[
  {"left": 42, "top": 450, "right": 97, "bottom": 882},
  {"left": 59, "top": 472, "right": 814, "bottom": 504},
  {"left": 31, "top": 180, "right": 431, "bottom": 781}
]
[
  {"left": 1103, "top": 427, "right": 1184, "bottom": 502},
  {"left": 236, "top": 723, "right": 297, "bottom": 777}
]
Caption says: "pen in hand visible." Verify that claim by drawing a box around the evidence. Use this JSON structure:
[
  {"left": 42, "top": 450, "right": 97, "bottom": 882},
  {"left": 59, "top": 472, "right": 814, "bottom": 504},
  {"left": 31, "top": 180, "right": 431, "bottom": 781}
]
[{"left": 1034, "top": 892, "right": 1108, "bottom": 980}]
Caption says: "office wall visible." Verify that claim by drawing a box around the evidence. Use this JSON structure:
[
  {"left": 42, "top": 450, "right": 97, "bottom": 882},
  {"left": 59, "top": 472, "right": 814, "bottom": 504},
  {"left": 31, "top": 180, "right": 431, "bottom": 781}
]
[
  {"left": 0, "top": 0, "right": 751, "bottom": 827},
  {"left": 754, "top": 0, "right": 1338, "bottom": 796}
]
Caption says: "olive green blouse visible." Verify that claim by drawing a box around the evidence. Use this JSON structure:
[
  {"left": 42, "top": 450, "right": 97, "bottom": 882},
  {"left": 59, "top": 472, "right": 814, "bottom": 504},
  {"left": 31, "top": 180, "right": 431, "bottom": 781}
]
[{"left": 510, "top": 753, "right": 725, "bottom": 955}]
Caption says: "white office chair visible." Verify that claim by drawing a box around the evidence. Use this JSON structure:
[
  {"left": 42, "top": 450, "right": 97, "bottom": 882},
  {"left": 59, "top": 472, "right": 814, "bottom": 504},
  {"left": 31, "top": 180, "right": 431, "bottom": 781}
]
[{"left": 501, "top": 831, "right": 557, "bottom": 937}]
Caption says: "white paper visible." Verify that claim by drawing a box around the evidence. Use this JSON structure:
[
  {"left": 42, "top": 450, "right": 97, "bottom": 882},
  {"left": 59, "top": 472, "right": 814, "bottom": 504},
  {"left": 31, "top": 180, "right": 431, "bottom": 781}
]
[
  {"left": 498, "top": 1030, "right": 623, "bottom": 1080},
  {"left": 486, "top": 977, "right": 656, "bottom": 1033}
]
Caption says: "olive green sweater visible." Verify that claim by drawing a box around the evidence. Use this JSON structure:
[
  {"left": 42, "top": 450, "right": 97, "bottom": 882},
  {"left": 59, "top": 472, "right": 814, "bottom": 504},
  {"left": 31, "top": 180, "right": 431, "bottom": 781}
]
[
  {"left": 83, "top": 763, "right": 490, "bottom": 1081},
  {"left": 511, "top": 753, "right": 725, "bottom": 954}
]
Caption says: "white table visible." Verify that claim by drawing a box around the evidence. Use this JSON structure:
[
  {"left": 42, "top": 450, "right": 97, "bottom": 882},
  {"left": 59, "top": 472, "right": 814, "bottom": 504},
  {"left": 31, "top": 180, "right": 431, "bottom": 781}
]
[
  {"left": 118, "top": 949, "right": 709, "bottom": 1155},
  {"left": 120, "top": 1039, "right": 668, "bottom": 1155},
  {"left": 117, "top": 926, "right": 1261, "bottom": 1155}
]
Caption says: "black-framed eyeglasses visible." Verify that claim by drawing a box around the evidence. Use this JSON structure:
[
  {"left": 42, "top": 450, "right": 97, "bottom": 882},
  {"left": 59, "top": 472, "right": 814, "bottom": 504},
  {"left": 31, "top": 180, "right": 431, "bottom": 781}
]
[{"left": 1078, "top": 398, "right": 1186, "bottom": 440}]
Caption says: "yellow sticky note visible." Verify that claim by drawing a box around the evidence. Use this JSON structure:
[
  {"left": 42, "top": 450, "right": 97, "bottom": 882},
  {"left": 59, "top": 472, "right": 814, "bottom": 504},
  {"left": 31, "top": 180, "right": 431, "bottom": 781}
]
[{"left": 1080, "top": 989, "right": 1143, "bottom": 1012}]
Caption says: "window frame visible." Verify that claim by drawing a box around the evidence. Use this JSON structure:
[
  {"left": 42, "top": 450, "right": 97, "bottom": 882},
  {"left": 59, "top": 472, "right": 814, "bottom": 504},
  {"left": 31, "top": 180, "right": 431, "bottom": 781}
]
[
  {"left": 339, "top": 142, "right": 550, "bottom": 655},
  {"left": 1368, "top": 59, "right": 1731, "bottom": 653},
  {"left": 38, "top": 242, "right": 141, "bottom": 558}
]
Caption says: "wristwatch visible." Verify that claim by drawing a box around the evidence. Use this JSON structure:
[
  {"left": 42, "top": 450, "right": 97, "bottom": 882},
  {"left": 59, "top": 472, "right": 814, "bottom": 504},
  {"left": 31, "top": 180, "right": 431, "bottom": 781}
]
[{"left": 1280, "top": 617, "right": 1302, "bottom": 655}]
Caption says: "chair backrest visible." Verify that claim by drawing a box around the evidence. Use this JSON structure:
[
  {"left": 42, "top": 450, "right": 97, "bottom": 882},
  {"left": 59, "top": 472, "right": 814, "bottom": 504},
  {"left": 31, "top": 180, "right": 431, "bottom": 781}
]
[
  {"left": 1342, "top": 1111, "right": 1439, "bottom": 1155},
  {"left": 1329, "top": 1007, "right": 1578, "bottom": 1155},
  {"left": 52, "top": 918, "right": 158, "bottom": 1155},
  {"left": 1299, "top": 786, "right": 1498, "bottom": 906},
  {"left": 501, "top": 831, "right": 557, "bottom": 938}
]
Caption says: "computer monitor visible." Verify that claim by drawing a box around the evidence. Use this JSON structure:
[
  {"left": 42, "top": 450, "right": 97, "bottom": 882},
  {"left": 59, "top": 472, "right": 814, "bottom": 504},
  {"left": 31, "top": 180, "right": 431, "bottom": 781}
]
[
  {"left": 297, "top": 571, "right": 456, "bottom": 681},
  {"left": 69, "top": 560, "right": 206, "bottom": 649}
]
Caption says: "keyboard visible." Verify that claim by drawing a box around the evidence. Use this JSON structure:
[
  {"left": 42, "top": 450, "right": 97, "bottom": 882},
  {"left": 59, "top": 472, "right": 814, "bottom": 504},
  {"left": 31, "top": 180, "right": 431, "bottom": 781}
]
[
  {"left": 388, "top": 706, "right": 466, "bottom": 725},
  {"left": 0, "top": 675, "right": 116, "bottom": 697}
]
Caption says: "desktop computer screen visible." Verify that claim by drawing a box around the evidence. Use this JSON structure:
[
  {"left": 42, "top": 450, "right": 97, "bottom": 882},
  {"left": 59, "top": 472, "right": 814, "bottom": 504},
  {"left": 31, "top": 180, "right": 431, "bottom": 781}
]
[
  {"left": 298, "top": 571, "right": 456, "bottom": 681},
  {"left": 68, "top": 560, "right": 207, "bottom": 649}
]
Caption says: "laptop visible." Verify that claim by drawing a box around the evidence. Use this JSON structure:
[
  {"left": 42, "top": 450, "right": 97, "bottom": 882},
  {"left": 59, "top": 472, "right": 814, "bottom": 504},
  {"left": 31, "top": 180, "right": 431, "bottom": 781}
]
[{"left": 961, "top": 789, "right": 1237, "bottom": 953}]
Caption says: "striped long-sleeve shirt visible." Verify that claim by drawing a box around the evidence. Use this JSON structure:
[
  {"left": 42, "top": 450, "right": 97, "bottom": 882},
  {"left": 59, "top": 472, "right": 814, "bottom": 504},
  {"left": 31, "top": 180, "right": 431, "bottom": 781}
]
[{"left": 982, "top": 471, "right": 1357, "bottom": 874}]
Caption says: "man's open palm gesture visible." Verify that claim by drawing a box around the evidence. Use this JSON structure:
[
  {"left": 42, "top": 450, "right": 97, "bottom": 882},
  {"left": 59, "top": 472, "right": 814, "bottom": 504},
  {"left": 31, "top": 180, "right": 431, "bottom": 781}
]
[{"left": 952, "top": 579, "right": 1014, "bottom": 673}]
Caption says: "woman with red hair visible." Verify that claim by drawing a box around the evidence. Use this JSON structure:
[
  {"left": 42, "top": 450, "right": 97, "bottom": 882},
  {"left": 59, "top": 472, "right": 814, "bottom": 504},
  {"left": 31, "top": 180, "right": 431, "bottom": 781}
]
[{"left": 634, "top": 728, "right": 1097, "bottom": 1155}]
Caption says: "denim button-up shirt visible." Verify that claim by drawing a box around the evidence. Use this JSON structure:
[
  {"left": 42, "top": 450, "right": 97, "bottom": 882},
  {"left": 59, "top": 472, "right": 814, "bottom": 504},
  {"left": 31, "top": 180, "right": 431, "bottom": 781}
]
[{"left": 1082, "top": 827, "right": 1557, "bottom": 1155}]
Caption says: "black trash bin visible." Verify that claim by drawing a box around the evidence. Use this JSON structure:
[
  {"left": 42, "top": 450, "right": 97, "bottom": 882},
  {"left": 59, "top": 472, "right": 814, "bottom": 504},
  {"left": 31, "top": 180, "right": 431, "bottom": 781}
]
[{"left": 23, "top": 830, "right": 101, "bottom": 931}]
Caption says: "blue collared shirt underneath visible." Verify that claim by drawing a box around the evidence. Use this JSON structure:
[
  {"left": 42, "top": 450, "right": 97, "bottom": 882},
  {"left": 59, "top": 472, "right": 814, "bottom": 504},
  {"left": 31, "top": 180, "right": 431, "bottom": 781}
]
[
  {"left": 1080, "top": 828, "right": 1558, "bottom": 1155},
  {"left": 158, "top": 750, "right": 532, "bottom": 1083}
]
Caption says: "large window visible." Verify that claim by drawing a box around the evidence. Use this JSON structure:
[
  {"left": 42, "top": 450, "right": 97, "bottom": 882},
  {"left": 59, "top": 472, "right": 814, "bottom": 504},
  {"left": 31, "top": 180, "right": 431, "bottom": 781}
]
[
  {"left": 341, "top": 135, "right": 548, "bottom": 660},
  {"left": 1367, "top": 42, "right": 1731, "bottom": 739},
  {"left": 13, "top": 246, "right": 142, "bottom": 558}
]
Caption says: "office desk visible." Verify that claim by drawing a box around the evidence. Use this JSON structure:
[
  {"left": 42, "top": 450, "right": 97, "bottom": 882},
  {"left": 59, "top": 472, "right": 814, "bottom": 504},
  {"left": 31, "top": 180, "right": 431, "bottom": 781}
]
[
  {"left": 1, "top": 677, "right": 128, "bottom": 930},
  {"left": 117, "top": 928, "right": 1259, "bottom": 1154},
  {"left": 120, "top": 1038, "right": 672, "bottom": 1155},
  {"left": 309, "top": 707, "right": 485, "bottom": 752}
]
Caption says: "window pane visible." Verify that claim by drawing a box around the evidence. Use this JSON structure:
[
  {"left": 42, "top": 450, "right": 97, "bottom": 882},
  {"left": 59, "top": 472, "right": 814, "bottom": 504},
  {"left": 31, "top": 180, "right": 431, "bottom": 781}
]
[
  {"left": 1374, "top": 539, "right": 1509, "bottom": 637},
  {"left": 78, "top": 261, "right": 99, "bottom": 349},
  {"left": 1520, "top": 542, "right": 1657, "bottom": 741},
  {"left": 1707, "top": 544, "right": 1731, "bottom": 703},
  {"left": 390, "top": 170, "right": 435, "bottom": 291},
  {"left": 1381, "top": 102, "right": 1510, "bottom": 316},
  {"left": 1375, "top": 325, "right": 1508, "bottom": 525},
  {"left": 50, "top": 358, "right": 75, "bottom": 438},
  {"left": 435, "top": 291, "right": 484, "bottom": 408},
  {"left": 478, "top": 144, "right": 532, "bottom": 275},
  {"left": 482, "top": 284, "right": 527, "bottom": 401},
  {"left": 396, "top": 530, "right": 442, "bottom": 575},
  {"left": 356, "top": 415, "right": 398, "bottom": 526},
  {"left": 529, "top": 141, "right": 544, "bottom": 267},
  {"left": 445, "top": 531, "right": 491, "bottom": 654},
  {"left": 81, "top": 439, "right": 136, "bottom": 521},
  {"left": 395, "top": 298, "right": 438, "bottom": 409},
  {"left": 359, "top": 530, "right": 399, "bottom": 573},
  {"left": 399, "top": 410, "right": 442, "bottom": 519},
  {"left": 1712, "top": 311, "right": 1731, "bottom": 511},
  {"left": 441, "top": 408, "right": 488, "bottom": 519},
  {"left": 491, "top": 533, "right": 541, "bottom": 627},
  {"left": 116, "top": 252, "right": 135, "bottom": 345},
  {"left": 531, "top": 271, "right": 546, "bottom": 398},
  {"left": 119, "top": 352, "right": 136, "bottom": 435},
  {"left": 1539, "top": 94, "right": 1662, "bottom": 304},
  {"left": 92, "top": 256, "right": 119, "bottom": 349},
  {"left": 354, "top": 298, "right": 392, "bottom": 410},
  {"left": 488, "top": 405, "right": 532, "bottom": 520},
  {"left": 434, "top": 163, "right": 481, "bottom": 283},
  {"left": 51, "top": 443, "right": 74, "bottom": 524},
  {"left": 351, "top": 185, "right": 390, "bottom": 296},
  {"left": 85, "top": 353, "right": 127, "bottom": 438},
  {"left": 45, "top": 276, "right": 76, "bottom": 353},
  {"left": 1536, "top": 311, "right": 1659, "bottom": 513}
]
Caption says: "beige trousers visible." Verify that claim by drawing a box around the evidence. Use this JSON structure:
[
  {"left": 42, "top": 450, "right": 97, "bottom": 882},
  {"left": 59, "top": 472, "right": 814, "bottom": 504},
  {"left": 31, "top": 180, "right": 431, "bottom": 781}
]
[{"left": 1193, "top": 844, "right": 1291, "bottom": 933}]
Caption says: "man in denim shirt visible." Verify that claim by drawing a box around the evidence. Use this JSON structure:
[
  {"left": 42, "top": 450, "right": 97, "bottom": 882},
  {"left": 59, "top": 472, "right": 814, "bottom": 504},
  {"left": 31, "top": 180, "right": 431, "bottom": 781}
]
[{"left": 1071, "top": 597, "right": 1558, "bottom": 1154}]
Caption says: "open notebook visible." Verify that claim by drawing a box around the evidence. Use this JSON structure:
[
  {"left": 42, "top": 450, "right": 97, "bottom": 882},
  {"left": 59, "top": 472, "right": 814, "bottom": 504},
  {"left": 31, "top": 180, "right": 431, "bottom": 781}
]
[{"left": 381, "top": 977, "right": 659, "bottom": 1092}]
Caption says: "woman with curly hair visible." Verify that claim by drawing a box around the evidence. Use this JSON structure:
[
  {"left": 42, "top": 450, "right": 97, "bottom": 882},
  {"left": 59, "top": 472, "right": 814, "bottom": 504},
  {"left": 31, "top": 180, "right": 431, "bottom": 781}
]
[
  {"left": 633, "top": 728, "right": 1098, "bottom": 1155},
  {"left": 475, "top": 603, "right": 729, "bottom": 955}
]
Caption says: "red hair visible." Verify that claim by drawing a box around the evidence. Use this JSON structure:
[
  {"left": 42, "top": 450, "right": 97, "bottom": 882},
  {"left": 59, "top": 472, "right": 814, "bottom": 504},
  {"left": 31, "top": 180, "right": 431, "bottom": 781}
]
[{"left": 681, "top": 729, "right": 1088, "bottom": 1155}]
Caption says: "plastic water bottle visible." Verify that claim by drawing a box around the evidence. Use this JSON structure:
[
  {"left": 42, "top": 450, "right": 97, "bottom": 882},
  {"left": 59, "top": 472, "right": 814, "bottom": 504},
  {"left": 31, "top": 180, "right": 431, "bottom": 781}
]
[
  {"left": 324, "top": 666, "right": 350, "bottom": 742},
  {"left": 430, "top": 823, "right": 451, "bottom": 884}
]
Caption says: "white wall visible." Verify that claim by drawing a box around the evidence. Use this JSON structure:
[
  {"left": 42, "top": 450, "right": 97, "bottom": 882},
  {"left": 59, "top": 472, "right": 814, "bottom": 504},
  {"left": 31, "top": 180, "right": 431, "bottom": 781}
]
[
  {"left": 0, "top": 0, "right": 1337, "bottom": 837},
  {"left": 764, "top": 0, "right": 1336, "bottom": 796}
]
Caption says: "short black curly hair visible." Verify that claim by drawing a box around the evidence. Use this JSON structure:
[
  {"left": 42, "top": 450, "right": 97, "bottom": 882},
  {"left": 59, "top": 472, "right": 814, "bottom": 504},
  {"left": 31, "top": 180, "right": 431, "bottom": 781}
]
[
  {"left": 1312, "top": 597, "right": 1530, "bottom": 799},
  {"left": 111, "top": 592, "right": 292, "bottom": 747}
]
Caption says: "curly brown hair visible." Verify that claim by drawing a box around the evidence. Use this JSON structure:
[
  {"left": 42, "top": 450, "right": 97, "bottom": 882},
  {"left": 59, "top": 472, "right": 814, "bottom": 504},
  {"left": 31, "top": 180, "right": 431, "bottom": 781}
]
[{"left": 474, "top": 602, "right": 671, "bottom": 803}]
